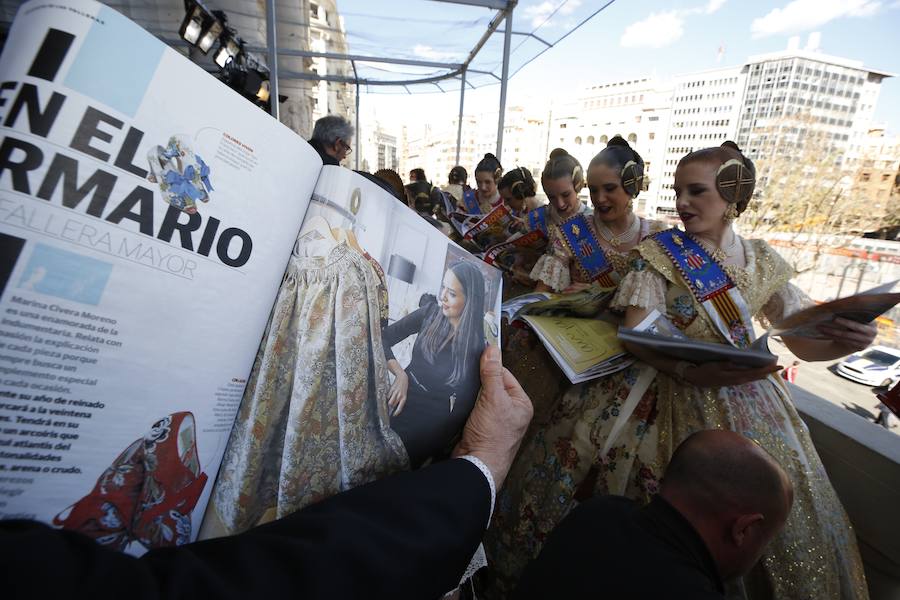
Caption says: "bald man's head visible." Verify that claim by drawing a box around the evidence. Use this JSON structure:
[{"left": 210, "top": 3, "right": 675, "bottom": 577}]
[{"left": 660, "top": 430, "right": 794, "bottom": 580}]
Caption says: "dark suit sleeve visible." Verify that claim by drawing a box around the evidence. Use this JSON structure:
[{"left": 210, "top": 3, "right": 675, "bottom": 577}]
[{"left": 0, "top": 459, "right": 491, "bottom": 600}]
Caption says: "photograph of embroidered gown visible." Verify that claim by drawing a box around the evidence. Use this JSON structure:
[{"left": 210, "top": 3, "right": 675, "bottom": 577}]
[
  {"left": 485, "top": 232, "right": 869, "bottom": 600},
  {"left": 202, "top": 218, "right": 408, "bottom": 537}
]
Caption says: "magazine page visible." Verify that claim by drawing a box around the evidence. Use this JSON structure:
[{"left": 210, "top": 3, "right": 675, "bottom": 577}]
[
  {"left": 770, "top": 280, "right": 900, "bottom": 339},
  {"left": 0, "top": 0, "right": 322, "bottom": 553},
  {"left": 520, "top": 315, "right": 630, "bottom": 384},
  {"left": 295, "top": 165, "right": 503, "bottom": 468}
]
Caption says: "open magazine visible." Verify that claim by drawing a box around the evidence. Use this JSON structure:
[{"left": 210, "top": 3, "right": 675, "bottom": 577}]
[
  {"left": 501, "top": 285, "right": 628, "bottom": 383},
  {"left": 770, "top": 279, "right": 900, "bottom": 338},
  {"left": 0, "top": 0, "right": 501, "bottom": 555},
  {"left": 619, "top": 282, "right": 900, "bottom": 367}
]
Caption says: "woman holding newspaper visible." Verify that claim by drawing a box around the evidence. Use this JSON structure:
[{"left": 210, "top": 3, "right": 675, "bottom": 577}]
[
  {"left": 485, "top": 142, "right": 875, "bottom": 600},
  {"left": 383, "top": 261, "right": 488, "bottom": 468}
]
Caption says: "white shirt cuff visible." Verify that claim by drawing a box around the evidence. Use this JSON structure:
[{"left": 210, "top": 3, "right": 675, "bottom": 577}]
[{"left": 457, "top": 455, "right": 496, "bottom": 527}]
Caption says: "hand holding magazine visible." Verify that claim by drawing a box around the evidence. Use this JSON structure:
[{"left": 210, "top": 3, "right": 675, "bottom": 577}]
[
  {"left": 619, "top": 282, "right": 900, "bottom": 368},
  {"left": 0, "top": 0, "right": 502, "bottom": 557},
  {"left": 770, "top": 280, "right": 900, "bottom": 338}
]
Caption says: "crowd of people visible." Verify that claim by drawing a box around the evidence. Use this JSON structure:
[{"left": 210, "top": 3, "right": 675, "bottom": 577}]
[
  {"left": 2, "top": 113, "right": 882, "bottom": 600},
  {"left": 312, "top": 115, "right": 878, "bottom": 599}
]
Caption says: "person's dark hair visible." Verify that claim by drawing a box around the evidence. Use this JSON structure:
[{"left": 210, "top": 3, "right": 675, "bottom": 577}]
[
  {"left": 449, "top": 165, "right": 468, "bottom": 185},
  {"left": 418, "top": 261, "right": 486, "bottom": 387},
  {"left": 475, "top": 153, "right": 503, "bottom": 181},
  {"left": 662, "top": 431, "right": 791, "bottom": 527},
  {"left": 499, "top": 167, "right": 537, "bottom": 200},
  {"left": 588, "top": 135, "right": 645, "bottom": 198},
  {"left": 678, "top": 141, "right": 756, "bottom": 213},
  {"left": 310, "top": 115, "right": 354, "bottom": 145},
  {"left": 409, "top": 168, "right": 427, "bottom": 182},
  {"left": 541, "top": 148, "right": 584, "bottom": 193}
]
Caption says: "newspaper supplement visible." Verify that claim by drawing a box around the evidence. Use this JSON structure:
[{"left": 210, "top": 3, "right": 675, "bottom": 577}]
[{"left": 0, "top": 0, "right": 321, "bottom": 552}]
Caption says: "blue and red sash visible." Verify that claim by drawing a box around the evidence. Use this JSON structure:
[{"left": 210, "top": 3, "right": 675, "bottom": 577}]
[
  {"left": 559, "top": 214, "right": 617, "bottom": 288},
  {"left": 461, "top": 188, "right": 481, "bottom": 214},
  {"left": 526, "top": 205, "right": 549, "bottom": 237},
  {"left": 652, "top": 229, "right": 753, "bottom": 348}
]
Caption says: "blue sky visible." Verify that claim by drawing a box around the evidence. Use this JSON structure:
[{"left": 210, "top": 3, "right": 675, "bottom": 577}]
[{"left": 343, "top": 0, "right": 900, "bottom": 134}]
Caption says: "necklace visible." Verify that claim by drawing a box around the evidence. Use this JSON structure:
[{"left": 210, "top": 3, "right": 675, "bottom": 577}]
[
  {"left": 595, "top": 213, "right": 640, "bottom": 248},
  {"left": 694, "top": 229, "right": 740, "bottom": 263}
]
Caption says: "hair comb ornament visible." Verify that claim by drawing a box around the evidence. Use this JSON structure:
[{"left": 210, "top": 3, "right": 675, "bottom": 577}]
[
  {"left": 715, "top": 158, "right": 755, "bottom": 205},
  {"left": 620, "top": 159, "right": 644, "bottom": 198}
]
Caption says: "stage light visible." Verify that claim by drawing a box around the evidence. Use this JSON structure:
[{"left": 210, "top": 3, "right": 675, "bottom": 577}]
[
  {"left": 179, "top": 5, "right": 204, "bottom": 45},
  {"left": 197, "top": 20, "right": 223, "bottom": 53},
  {"left": 214, "top": 37, "right": 240, "bottom": 68}
]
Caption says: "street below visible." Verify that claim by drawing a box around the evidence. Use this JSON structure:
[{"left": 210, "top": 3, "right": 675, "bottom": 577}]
[{"left": 767, "top": 336, "right": 898, "bottom": 435}]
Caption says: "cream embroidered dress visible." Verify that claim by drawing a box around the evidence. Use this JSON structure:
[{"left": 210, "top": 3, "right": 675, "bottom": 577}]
[
  {"left": 202, "top": 233, "right": 408, "bottom": 536},
  {"left": 486, "top": 236, "right": 868, "bottom": 600}
]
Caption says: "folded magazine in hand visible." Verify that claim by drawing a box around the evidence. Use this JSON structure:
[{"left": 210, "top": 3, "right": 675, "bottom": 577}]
[
  {"left": 770, "top": 280, "right": 900, "bottom": 338},
  {"left": 0, "top": 0, "right": 502, "bottom": 555},
  {"left": 618, "top": 318, "right": 778, "bottom": 368}
]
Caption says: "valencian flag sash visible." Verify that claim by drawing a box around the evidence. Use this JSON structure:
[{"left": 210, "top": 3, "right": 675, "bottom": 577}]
[
  {"left": 461, "top": 188, "right": 481, "bottom": 214},
  {"left": 559, "top": 214, "right": 617, "bottom": 288},
  {"left": 652, "top": 229, "right": 754, "bottom": 348},
  {"left": 526, "top": 205, "right": 549, "bottom": 237}
]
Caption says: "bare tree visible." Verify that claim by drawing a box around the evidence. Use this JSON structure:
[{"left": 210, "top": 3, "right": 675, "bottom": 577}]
[{"left": 739, "top": 113, "right": 900, "bottom": 274}]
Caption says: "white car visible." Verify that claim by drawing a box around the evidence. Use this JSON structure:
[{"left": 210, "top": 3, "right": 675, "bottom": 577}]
[{"left": 836, "top": 346, "right": 900, "bottom": 387}]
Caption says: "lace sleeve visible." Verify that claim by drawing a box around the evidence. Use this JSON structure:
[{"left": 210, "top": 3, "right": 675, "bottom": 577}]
[
  {"left": 758, "top": 282, "right": 815, "bottom": 329},
  {"left": 611, "top": 258, "right": 667, "bottom": 311},
  {"left": 529, "top": 232, "right": 571, "bottom": 292}
]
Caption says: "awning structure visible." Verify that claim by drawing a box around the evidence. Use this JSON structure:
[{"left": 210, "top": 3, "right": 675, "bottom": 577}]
[{"left": 0, "top": 0, "right": 616, "bottom": 163}]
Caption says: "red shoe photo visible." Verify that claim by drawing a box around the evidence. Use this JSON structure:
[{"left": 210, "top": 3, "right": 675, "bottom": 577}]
[{"left": 54, "top": 412, "right": 207, "bottom": 551}]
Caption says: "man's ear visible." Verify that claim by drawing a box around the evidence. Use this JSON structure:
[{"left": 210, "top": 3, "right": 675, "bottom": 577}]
[{"left": 730, "top": 513, "right": 765, "bottom": 547}]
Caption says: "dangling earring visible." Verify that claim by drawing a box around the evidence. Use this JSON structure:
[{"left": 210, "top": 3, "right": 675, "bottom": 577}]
[
  {"left": 723, "top": 204, "right": 738, "bottom": 223},
  {"left": 627, "top": 198, "right": 634, "bottom": 211}
]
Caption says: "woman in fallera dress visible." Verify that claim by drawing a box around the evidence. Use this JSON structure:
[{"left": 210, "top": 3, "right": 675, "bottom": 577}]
[
  {"left": 472, "top": 153, "right": 504, "bottom": 214},
  {"left": 530, "top": 137, "right": 666, "bottom": 293},
  {"left": 487, "top": 142, "right": 875, "bottom": 599}
]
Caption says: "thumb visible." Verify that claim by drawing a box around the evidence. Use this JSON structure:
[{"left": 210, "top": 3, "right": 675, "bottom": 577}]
[{"left": 480, "top": 345, "right": 504, "bottom": 395}]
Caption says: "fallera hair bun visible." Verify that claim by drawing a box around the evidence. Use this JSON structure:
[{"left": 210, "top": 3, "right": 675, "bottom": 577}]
[{"left": 607, "top": 135, "right": 631, "bottom": 149}]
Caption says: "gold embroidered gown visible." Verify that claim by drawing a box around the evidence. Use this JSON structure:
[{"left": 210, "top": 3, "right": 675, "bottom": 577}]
[
  {"left": 203, "top": 236, "right": 408, "bottom": 536},
  {"left": 485, "top": 236, "right": 869, "bottom": 600}
]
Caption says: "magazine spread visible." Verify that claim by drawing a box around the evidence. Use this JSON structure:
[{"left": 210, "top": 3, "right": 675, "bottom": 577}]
[{"left": 0, "top": 0, "right": 502, "bottom": 555}]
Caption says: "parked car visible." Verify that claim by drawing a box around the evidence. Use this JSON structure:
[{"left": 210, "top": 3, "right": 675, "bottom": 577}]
[{"left": 836, "top": 346, "right": 900, "bottom": 387}]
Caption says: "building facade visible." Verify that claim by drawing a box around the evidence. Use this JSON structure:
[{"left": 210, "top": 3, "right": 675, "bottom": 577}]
[
  {"left": 548, "top": 78, "right": 672, "bottom": 215},
  {"left": 654, "top": 66, "right": 746, "bottom": 218}
]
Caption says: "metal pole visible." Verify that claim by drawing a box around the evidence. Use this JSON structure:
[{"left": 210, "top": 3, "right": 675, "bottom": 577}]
[
  {"left": 265, "top": 0, "right": 279, "bottom": 120},
  {"left": 355, "top": 81, "right": 360, "bottom": 170},
  {"left": 496, "top": 8, "right": 513, "bottom": 161},
  {"left": 456, "top": 69, "right": 467, "bottom": 166}
]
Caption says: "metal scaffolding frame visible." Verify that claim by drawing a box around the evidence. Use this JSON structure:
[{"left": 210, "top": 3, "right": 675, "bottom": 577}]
[{"left": 261, "top": 0, "right": 519, "bottom": 165}]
